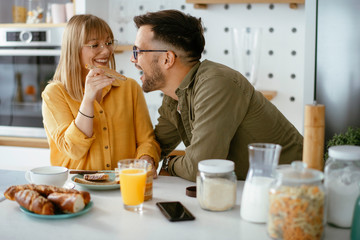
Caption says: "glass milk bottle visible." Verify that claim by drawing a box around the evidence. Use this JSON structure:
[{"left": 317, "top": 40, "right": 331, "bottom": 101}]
[
  {"left": 325, "top": 145, "right": 360, "bottom": 228},
  {"left": 240, "top": 143, "right": 281, "bottom": 223},
  {"left": 267, "top": 161, "right": 326, "bottom": 240}
]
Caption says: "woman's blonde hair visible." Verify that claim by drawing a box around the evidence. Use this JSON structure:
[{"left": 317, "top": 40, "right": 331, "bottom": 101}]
[{"left": 52, "top": 14, "right": 116, "bottom": 101}]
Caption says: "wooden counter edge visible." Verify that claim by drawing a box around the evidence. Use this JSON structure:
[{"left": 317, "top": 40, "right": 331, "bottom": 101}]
[
  {"left": 0, "top": 136, "right": 186, "bottom": 157},
  {"left": 0, "top": 136, "right": 49, "bottom": 148}
]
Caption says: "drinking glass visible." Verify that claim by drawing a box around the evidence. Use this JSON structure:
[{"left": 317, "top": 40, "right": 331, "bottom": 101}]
[
  {"left": 144, "top": 164, "right": 153, "bottom": 201},
  {"left": 231, "top": 27, "right": 262, "bottom": 88},
  {"left": 118, "top": 159, "right": 148, "bottom": 212}
]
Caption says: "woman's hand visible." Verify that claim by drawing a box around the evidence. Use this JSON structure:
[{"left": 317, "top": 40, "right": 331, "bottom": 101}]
[
  {"left": 84, "top": 68, "right": 114, "bottom": 102},
  {"left": 75, "top": 68, "right": 114, "bottom": 137},
  {"left": 140, "top": 155, "right": 158, "bottom": 179}
]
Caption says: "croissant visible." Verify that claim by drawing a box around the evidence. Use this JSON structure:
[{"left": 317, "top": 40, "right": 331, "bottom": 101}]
[
  {"left": 15, "top": 189, "right": 55, "bottom": 215},
  {"left": 4, "top": 184, "right": 90, "bottom": 203},
  {"left": 34, "top": 185, "right": 90, "bottom": 204},
  {"left": 79, "top": 191, "right": 91, "bottom": 205},
  {"left": 4, "top": 184, "right": 36, "bottom": 201},
  {"left": 34, "top": 185, "right": 78, "bottom": 197},
  {"left": 85, "top": 64, "right": 127, "bottom": 81},
  {"left": 47, "top": 193, "right": 85, "bottom": 213}
]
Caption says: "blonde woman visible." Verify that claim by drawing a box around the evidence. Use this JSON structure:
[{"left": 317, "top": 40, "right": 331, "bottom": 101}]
[{"left": 42, "top": 14, "right": 160, "bottom": 175}]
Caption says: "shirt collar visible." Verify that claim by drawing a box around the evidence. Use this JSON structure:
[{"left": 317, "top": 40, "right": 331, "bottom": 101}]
[
  {"left": 101, "top": 79, "right": 123, "bottom": 98},
  {"left": 176, "top": 61, "right": 201, "bottom": 93}
]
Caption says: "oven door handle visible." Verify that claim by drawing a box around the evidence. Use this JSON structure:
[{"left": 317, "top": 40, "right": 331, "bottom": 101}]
[{"left": 0, "top": 49, "right": 61, "bottom": 56}]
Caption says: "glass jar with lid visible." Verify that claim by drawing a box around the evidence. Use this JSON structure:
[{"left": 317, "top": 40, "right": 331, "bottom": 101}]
[
  {"left": 325, "top": 145, "right": 360, "bottom": 228},
  {"left": 26, "top": 0, "right": 45, "bottom": 24},
  {"left": 267, "top": 161, "right": 325, "bottom": 240},
  {"left": 196, "top": 159, "right": 237, "bottom": 211},
  {"left": 13, "top": 0, "right": 27, "bottom": 23}
]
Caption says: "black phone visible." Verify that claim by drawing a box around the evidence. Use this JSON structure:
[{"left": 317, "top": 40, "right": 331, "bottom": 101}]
[{"left": 156, "top": 201, "right": 195, "bottom": 222}]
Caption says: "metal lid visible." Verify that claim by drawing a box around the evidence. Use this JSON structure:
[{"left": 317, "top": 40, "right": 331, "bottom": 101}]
[
  {"left": 198, "top": 159, "right": 234, "bottom": 173},
  {"left": 328, "top": 145, "right": 360, "bottom": 161},
  {"left": 276, "top": 161, "right": 324, "bottom": 184}
]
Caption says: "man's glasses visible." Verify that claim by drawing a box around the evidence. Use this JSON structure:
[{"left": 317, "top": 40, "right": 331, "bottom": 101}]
[
  {"left": 84, "top": 40, "right": 118, "bottom": 53},
  {"left": 132, "top": 46, "right": 168, "bottom": 60}
]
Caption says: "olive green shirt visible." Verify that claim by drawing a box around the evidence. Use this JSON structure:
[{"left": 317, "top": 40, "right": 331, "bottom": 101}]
[{"left": 155, "top": 60, "right": 303, "bottom": 182}]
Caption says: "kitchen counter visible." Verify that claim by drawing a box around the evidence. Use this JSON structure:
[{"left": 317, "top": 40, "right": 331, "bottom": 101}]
[{"left": 0, "top": 168, "right": 351, "bottom": 240}]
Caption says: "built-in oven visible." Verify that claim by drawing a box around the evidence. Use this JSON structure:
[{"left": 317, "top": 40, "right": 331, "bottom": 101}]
[{"left": 0, "top": 27, "right": 63, "bottom": 138}]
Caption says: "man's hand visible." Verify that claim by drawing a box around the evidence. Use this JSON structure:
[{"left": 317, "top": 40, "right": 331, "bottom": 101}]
[{"left": 140, "top": 155, "right": 158, "bottom": 179}]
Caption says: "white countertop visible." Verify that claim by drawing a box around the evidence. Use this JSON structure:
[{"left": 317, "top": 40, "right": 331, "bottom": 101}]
[{"left": 0, "top": 146, "right": 351, "bottom": 240}]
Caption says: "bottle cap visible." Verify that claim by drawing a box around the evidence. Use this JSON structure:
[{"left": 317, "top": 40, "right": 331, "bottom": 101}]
[
  {"left": 198, "top": 159, "right": 234, "bottom": 173},
  {"left": 276, "top": 161, "right": 324, "bottom": 184},
  {"left": 329, "top": 145, "right": 360, "bottom": 161}
]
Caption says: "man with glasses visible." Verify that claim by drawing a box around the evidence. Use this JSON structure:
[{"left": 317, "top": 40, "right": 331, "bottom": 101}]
[{"left": 131, "top": 10, "right": 303, "bottom": 182}]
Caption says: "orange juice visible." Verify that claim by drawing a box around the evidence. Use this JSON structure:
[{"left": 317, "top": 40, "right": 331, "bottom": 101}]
[{"left": 120, "top": 168, "right": 147, "bottom": 206}]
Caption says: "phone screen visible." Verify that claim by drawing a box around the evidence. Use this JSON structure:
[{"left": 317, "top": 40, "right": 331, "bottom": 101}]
[{"left": 156, "top": 201, "right": 195, "bottom": 222}]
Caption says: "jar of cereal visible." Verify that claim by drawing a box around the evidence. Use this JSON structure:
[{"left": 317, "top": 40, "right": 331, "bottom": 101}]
[{"left": 267, "top": 161, "right": 325, "bottom": 240}]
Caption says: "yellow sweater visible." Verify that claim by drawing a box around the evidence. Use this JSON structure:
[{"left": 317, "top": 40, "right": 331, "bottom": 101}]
[{"left": 41, "top": 78, "right": 160, "bottom": 170}]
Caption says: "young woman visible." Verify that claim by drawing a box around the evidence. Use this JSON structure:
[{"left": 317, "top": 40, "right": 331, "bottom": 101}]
[{"left": 42, "top": 14, "right": 160, "bottom": 175}]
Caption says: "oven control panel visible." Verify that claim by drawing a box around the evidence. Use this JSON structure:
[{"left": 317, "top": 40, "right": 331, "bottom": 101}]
[
  {"left": 6, "top": 31, "right": 47, "bottom": 43},
  {"left": 0, "top": 27, "right": 63, "bottom": 47}
]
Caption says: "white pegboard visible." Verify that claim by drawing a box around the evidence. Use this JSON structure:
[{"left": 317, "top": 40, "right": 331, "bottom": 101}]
[{"left": 104, "top": 1, "right": 306, "bottom": 133}]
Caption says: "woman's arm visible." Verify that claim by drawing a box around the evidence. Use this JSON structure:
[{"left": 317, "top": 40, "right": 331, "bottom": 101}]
[{"left": 75, "top": 68, "right": 114, "bottom": 137}]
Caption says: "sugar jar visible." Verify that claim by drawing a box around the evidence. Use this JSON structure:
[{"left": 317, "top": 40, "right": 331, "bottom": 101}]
[
  {"left": 267, "top": 161, "right": 325, "bottom": 240},
  {"left": 196, "top": 159, "right": 237, "bottom": 211},
  {"left": 325, "top": 145, "right": 360, "bottom": 228}
]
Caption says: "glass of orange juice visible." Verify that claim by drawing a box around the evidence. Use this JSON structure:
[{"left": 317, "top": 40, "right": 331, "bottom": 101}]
[{"left": 118, "top": 159, "right": 149, "bottom": 212}]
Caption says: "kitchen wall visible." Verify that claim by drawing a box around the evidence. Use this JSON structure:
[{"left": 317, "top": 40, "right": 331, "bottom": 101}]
[
  {"left": 1, "top": 0, "right": 306, "bottom": 132},
  {"left": 93, "top": 0, "right": 306, "bottom": 133},
  {"left": 1, "top": 0, "right": 305, "bottom": 133}
]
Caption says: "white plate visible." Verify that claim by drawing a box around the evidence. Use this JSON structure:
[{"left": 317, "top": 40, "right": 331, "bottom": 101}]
[{"left": 71, "top": 173, "right": 120, "bottom": 190}]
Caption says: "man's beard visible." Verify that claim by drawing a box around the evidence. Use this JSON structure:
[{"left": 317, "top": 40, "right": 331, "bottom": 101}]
[{"left": 142, "top": 59, "right": 166, "bottom": 93}]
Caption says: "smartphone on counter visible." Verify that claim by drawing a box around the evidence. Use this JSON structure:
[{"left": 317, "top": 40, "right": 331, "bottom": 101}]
[{"left": 156, "top": 201, "right": 195, "bottom": 222}]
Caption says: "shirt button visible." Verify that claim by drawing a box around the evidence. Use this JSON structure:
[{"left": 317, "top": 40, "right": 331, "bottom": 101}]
[
  {"left": 106, "top": 164, "right": 110, "bottom": 167},
  {"left": 105, "top": 145, "right": 108, "bottom": 149},
  {"left": 99, "top": 110, "right": 103, "bottom": 114},
  {"left": 103, "top": 127, "right": 107, "bottom": 131}
]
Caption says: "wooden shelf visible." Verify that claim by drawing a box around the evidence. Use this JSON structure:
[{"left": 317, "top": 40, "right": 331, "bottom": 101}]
[
  {"left": 260, "top": 90, "right": 277, "bottom": 101},
  {"left": 187, "top": 0, "right": 304, "bottom": 3},
  {"left": 186, "top": 0, "right": 305, "bottom": 9}
]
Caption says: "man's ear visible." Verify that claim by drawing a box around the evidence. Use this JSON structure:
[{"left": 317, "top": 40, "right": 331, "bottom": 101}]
[{"left": 163, "top": 51, "right": 176, "bottom": 69}]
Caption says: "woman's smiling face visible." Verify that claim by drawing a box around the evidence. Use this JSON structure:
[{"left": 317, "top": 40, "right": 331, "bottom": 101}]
[{"left": 80, "top": 35, "right": 113, "bottom": 75}]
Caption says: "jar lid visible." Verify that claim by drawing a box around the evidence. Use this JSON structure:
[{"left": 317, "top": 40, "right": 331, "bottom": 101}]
[
  {"left": 276, "top": 161, "right": 324, "bottom": 184},
  {"left": 328, "top": 145, "right": 360, "bottom": 161},
  {"left": 198, "top": 159, "right": 234, "bottom": 173}
]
